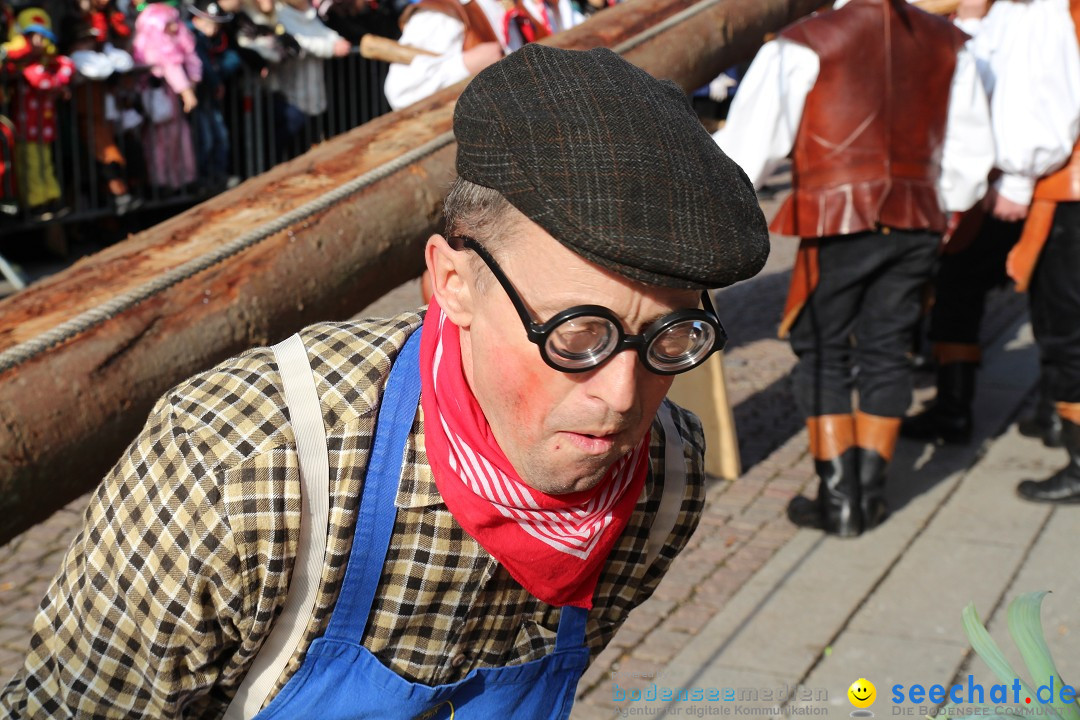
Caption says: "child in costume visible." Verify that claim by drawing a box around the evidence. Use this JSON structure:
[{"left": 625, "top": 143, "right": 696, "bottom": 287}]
[
  {"left": 69, "top": 0, "right": 137, "bottom": 207},
  {"left": 187, "top": 0, "right": 240, "bottom": 192},
  {"left": 132, "top": 1, "right": 201, "bottom": 191},
  {"left": 268, "top": 0, "right": 349, "bottom": 155},
  {"left": 2, "top": 8, "right": 75, "bottom": 214}
]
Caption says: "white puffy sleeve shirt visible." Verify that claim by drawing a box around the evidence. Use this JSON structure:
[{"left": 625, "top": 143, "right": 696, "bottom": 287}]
[
  {"left": 968, "top": 0, "right": 1080, "bottom": 205},
  {"left": 713, "top": 34, "right": 995, "bottom": 214},
  {"left": 383, "top": 10, "right": 473, "bottom": 111},
  {"left": 383, "top": 0, "right": 584, "bottom": 111}
]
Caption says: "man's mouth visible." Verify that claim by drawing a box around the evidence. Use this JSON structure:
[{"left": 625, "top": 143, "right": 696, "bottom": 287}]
[{"left": 561, "top": 430, "right": 619, "bottom": 455}]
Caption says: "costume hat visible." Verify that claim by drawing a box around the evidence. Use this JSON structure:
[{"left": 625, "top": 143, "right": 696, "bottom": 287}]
[
  {"left": 14, "top": 7, "right": 56, "bottom": 44},
  {"left": 188, "top": 0, "right": 234, "bottom": 22}
]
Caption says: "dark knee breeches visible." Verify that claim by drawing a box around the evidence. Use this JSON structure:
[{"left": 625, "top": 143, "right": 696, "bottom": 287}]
[
  {"left": 1030, "top": 202, "right": 1080, "bottom": 404},
  {"left": 790, "top": 229, "right": 940, "bottom": 418},
  {"left": 930, "top": 216, "right": 1023, "bottom": 345}
]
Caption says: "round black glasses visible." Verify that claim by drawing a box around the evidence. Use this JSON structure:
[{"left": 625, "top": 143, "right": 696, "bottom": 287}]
[{"left": 453, "top": 236, "right": 727, "bottom": 375}]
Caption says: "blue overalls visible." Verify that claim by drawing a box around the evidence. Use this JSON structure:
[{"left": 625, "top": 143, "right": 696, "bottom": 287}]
[{"left": 253, "top": 330, "right": 592, "bottom": 719}]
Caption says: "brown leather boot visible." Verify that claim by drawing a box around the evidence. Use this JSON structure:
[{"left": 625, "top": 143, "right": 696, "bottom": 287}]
[
  {"left": 787, "top": 415, "right": 861, "bottom": 537},
  {"left": 856, "top": 412, "right": 901, "bottom": 531}
]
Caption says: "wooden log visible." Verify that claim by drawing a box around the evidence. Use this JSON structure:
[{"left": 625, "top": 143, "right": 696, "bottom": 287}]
[
  {"left": 913, "top": 0, "right": 961, "bottom": 15},
  {"left": 359, "top": 34, "right": 438, "bottom": 64},
  {"left": 0, "top": 0, "right": 824, "bottom": 544}
]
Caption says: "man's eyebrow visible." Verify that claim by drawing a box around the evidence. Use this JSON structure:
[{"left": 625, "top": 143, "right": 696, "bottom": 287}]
[
  {"left": 633, "top": 301, "right": 701, "bottom": 333},
  {"left": 636, "top": 311, "right": 670, "bottom": 331}
]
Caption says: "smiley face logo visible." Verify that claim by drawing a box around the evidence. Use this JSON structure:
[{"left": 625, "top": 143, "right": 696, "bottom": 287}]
[{"left": 848, "top": 678, "right": 876, "bottom": 709}]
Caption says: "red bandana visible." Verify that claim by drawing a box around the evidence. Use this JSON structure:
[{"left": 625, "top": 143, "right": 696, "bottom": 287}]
[{"left": 418, "top": 301, "right": 650, "bottom": 609}]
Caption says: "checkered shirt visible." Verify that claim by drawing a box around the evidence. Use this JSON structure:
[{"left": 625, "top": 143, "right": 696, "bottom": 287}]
[{"left": 0, "top": 310, "right": 705, "bottom": 719}]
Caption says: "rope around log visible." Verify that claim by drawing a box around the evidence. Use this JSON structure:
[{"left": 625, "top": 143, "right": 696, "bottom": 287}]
[{"left": 0, "top": 131, "right": 456, "bottom": 375}]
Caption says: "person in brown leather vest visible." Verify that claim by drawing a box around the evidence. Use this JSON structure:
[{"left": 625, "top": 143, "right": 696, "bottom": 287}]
[{"left": 714, "top": 0, "right": 993, "bottom": 536}]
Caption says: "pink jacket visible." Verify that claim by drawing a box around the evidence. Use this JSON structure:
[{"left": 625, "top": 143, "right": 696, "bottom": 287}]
[{"left": 133, "top": 3, "right": 202, "bottom": 94}]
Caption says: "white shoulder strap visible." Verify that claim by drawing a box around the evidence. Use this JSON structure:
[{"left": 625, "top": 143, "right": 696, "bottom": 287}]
[
  {"left": 645, "top": 402, "right": 688, "bottom": 568},
  {"left": 223, "top": 334, "right": 331, "bottom": 720}
]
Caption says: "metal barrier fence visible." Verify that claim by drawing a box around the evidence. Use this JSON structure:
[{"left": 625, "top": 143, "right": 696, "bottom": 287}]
[{"left": 0, "top": 49, "right": 392, "bottom": 235}]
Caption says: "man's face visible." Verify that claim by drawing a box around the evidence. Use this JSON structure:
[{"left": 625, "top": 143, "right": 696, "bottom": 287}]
[{"left": 433, "top": 218, "right": 700, "bottom": 496}]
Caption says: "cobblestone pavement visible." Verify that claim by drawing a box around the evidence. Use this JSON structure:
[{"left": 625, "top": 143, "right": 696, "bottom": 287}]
[{"left": 0, "top": 187, "right": 1034, "bottom": 710}]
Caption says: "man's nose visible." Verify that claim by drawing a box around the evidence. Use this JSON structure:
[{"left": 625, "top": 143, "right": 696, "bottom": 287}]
[{"left": 584, "top": 350, "right": 640, "bottom": 414}]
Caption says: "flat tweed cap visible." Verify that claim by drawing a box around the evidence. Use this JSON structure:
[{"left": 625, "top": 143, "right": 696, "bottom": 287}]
[{"left": 454, "top": 43, "right": 770, "bottom": 289}]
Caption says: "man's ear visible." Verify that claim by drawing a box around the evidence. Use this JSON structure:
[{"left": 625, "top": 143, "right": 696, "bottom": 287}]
[{"left": 425, "top": 234, "right": 475, "bottom": 327}]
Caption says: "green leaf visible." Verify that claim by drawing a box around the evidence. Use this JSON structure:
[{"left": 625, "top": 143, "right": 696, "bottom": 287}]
[
  {"left": 1007, "top": 592, "right": 1080, "bottom": 720},
  {"left": 961, "top": 602, "right": 1038, "bottom": 701}
]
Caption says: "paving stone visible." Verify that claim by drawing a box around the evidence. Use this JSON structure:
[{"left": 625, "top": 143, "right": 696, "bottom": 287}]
[
  {"left": 0, "top": 647, "right": 24, "bottom": 677},
  {"left": 802, "top": 631, "right": 969, "bottom": 716},
  {"left": 583, "top": 681, "right": 631, "bottom": 711},
  {"left": 581, "top": 659, "right": 617, "bottom": 694},
  {"left": 752, "top": 519, "right": 797, "bottom": 549},
  {"left": 611, "top": 656, "right": 667, "bottom": 685},
  {"left": 744, "top": 494, "right": 789, "bottom": 517},
  {"left": 761, "top": 484, "right": 800, "bottom": 503},
  {"left": 568, "top": 700, "right": 618, "bottom": 720},
  {"left": 848, "top": 536, "right": 1027, "bottom": 641},
  {"left": 693, "top": 566, "right": 756, "bottom": 609},
  {"left": 632, "top": 629, "right": 695, "bottom": 664},
  {"left": 623, "top": 599, "right": 677, "bottom": 634},
  {"left": 661, "top": 603, "right": 720, "bottom": 635},
  {"left": 682, "top": 542, "right": 737, "bottom": 568},
  {"left": 652, "top": 579, "right": 697, "bottom": 606},
  {"left": 920, "top": 426, "right": 1055, "bottom": 548},
  {"left": 698, "top": 510, "right": 737, "bottom": 530},
  {"left": 725, "top": 544, "right": 777, "bottom": 571},
  {"left": 593, "top": 644, "right": 625, "bottom": 675},
  {"left": 610, "top": 627, "right": 647, "bottom": 651}
]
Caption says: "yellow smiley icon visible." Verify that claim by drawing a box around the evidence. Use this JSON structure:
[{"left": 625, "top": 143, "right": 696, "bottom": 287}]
[{"left": 848, "top": 678, "right": 876, "bottom": 709}]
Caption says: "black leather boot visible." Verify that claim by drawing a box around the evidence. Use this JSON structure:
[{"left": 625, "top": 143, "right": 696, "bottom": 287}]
[
  {"left": 901, "top": 362, "right": 976, "bottom": 444},
  {"left": 1017, "top": 418, "right": 1080, "bottom": 503},
  {"left": 788, "top": 448, "right": 862, "bottom": 537},
  {"left": 1018, "top": 377, "right": 1063, "bottom": 448},
  {"left": 858, "top": 448, "right": 890, "bottom": 531},
  {"left": 855, "top": 412, "right": 900, "bottom": 532}
]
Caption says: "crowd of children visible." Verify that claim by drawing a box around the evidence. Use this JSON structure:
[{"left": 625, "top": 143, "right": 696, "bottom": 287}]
[
  {"left": 0, "top": 0, "right": 629, "bottom": 223},
  {"left": 0, "top": 0, "right": 405, "bottom": 220}
]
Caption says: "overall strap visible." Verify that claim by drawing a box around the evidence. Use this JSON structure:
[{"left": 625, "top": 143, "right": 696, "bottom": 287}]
[
  {"left": 645, "top": 402, "right": 687, "bottom": 568},
  {"left": 224, "top": 334, "right": 332, "bottom": 720},
  {"left": 324, "top": 328, "right": 424, "bottom": 639},
  {"left": 553, "top": 606, "right": 588, "bottom": 652}
]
